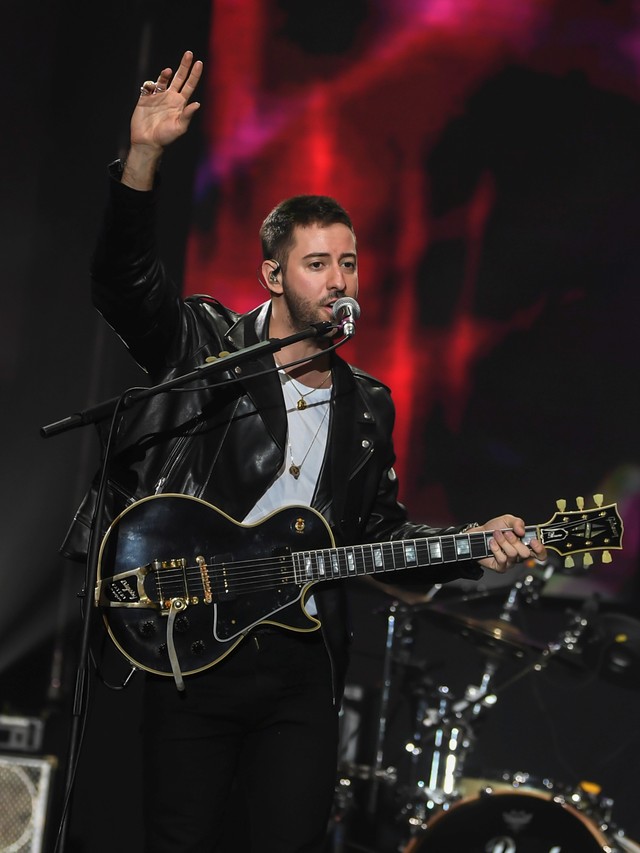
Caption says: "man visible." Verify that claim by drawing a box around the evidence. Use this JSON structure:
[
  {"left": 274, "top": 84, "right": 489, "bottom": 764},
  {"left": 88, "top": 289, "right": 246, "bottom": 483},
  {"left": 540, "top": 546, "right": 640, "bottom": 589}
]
[{"left": 63, "top": 50, "right": 546, "bottom": 853}]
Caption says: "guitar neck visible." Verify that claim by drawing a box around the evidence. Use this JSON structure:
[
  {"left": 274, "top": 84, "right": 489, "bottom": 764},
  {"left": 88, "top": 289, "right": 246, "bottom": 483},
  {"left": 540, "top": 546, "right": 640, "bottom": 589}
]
[{"left": 291, "top": 526, "right": 536, "bottom": 584}]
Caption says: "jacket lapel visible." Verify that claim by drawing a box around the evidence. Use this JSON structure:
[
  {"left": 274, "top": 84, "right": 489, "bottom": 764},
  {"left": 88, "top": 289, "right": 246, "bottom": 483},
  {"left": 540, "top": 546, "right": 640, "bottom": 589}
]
[
  {"left": 222, "top": 301, "right": 287, "bottom": 452},
  {"left": 316, "top": 357, "right": 377, "bottom": 529}
]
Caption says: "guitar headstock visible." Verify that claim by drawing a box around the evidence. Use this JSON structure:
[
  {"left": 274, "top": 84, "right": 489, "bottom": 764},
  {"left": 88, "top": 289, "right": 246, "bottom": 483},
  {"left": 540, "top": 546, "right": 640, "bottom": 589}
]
[{"left": 537, "top": 494, "right": 624, "bottom": 568}]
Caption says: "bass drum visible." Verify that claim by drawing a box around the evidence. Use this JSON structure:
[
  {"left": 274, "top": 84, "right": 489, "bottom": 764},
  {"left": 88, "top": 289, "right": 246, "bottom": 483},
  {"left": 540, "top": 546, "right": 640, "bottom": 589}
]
[{"left": 402, "top": 788, "right": 612, "bottom": 852}]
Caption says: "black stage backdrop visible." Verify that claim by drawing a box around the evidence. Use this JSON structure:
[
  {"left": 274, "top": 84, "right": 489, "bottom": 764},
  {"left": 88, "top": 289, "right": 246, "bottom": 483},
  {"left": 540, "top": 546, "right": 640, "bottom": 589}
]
[{"left": 1, "top": 2, "right": 639, "bottom": 851}]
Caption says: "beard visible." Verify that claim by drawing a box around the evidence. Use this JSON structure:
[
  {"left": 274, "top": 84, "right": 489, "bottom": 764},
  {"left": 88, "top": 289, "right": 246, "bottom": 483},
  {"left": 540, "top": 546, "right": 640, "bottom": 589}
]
[{"left": 282, "top": 283, "right": 329, "bottom": 331}]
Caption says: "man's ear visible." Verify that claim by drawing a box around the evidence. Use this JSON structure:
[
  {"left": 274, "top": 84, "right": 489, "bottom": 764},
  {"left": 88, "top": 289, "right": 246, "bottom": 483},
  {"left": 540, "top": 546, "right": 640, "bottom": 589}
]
[{"left": 261, "top": 260, "right": 282, "bottom": 293}]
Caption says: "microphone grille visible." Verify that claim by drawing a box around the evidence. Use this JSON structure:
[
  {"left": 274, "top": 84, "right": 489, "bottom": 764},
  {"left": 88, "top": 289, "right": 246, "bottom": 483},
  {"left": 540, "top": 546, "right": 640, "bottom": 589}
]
[{"left": 332, "top": 296, "right": 361, "bottom": 320}]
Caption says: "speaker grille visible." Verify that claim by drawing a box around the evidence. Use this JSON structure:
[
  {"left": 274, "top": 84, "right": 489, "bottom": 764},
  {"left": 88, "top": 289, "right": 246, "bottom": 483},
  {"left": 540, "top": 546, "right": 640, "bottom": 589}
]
[{"left": 0, "top": 755, "right": 56, "bottom": 853}]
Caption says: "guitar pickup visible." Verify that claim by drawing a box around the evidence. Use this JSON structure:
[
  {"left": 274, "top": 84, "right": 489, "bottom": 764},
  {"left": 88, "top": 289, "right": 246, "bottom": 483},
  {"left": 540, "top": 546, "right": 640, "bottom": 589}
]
[
  {"left": 210, "top": 554, "right": 237, "bottom": 599},
  {"left": 152, "top": 557, "right": 195, "bottom": 613}
]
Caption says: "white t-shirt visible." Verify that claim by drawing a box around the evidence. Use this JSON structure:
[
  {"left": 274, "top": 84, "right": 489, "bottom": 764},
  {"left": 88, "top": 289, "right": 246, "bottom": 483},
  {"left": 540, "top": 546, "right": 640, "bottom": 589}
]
[{"left": 243, "top": 370, "right": 332, "bottom": 614}]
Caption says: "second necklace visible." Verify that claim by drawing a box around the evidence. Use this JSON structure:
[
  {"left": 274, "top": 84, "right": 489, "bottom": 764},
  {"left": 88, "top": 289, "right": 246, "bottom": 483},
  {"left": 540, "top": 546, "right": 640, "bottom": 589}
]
[{"left": 286, "top": 403, "right": 330, "bottom": 479}]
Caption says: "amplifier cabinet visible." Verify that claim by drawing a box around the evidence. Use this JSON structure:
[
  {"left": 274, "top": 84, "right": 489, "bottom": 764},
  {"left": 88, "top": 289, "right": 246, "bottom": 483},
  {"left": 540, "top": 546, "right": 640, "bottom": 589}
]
[{"left": 0, "top": 754, "right": 56, "bottom": 853}]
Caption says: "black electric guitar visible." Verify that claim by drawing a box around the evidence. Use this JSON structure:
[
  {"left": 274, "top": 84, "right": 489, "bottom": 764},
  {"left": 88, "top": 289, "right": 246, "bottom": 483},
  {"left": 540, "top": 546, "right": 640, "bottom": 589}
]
[{"left": 95, "top": 493, "right": 623, "bottom": 679}]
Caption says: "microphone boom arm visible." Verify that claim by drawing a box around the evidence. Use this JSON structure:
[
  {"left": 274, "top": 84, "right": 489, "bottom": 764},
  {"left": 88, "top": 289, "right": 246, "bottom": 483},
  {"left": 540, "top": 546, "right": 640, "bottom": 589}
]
[{"left": 40, "top": 321, "right": 335, "bottom": 438}]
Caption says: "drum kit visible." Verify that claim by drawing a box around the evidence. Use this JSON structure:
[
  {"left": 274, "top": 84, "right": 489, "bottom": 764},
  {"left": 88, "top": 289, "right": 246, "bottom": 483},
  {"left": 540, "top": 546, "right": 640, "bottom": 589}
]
[{"left": 327, "top": 558, "right": 640, "bottom": 853}]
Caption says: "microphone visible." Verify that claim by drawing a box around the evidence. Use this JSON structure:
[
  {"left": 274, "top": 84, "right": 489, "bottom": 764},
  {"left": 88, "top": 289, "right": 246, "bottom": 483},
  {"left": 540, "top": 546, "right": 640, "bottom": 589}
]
[{"left": 332, "top": 296, "right": 361, "bottom": 336}]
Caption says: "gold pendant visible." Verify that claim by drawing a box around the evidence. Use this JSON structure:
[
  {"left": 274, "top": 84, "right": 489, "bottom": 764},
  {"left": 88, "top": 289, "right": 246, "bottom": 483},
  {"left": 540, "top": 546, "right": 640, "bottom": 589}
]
[
  {"left": 289, "top": 464, "right": 301, "bottom": 479},
  {"left": 296, "top": 399, "right": 307, "bottom": 411}
]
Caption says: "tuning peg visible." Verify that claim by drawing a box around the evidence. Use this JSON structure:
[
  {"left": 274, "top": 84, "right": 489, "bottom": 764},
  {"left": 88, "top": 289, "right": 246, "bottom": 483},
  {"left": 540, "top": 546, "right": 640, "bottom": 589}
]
[
  {"left": 576, "top": 496, "right": 585, "bottom": 510},
  {"left": 593, "top": 493, "right": 604, "bottom": 507},
  {"left": 556, "top": 499, "right": 567, "bottom": 512},
  {"left": 564, "top": 556, "right": 575, "bottom": 569},
  {"left": 602, "top": 551, "right": 612, "bottom": 564},
  {"left": 583, "top": 553, "right": 593, "bottom": 567}
]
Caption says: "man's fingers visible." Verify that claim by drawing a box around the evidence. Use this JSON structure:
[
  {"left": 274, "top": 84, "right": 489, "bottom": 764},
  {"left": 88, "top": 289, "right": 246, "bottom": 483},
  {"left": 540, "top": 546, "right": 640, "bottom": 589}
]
[
  {"left": 170, "top": 51, "right": 200, "bottom": 93},
  {"left": 154, "top": 69, "right": 172, "bottom": 92},
  {"left": 139, "top": 53, "right": 202, "bottom": 102},
  {"left": 174, "top": 50, "right": 195, "bottom": 77}
]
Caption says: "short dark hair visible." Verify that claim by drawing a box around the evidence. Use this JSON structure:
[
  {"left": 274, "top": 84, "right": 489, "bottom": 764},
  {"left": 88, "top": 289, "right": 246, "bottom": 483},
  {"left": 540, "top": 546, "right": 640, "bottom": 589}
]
[{"left": 260, "top": 195, "right": 355, "bottom": 269}]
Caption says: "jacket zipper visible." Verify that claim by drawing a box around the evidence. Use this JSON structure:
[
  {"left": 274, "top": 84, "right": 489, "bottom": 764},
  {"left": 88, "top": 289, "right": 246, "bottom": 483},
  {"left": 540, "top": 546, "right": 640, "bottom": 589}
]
[{"left": 154, "top": 420, "right": 206, "bottom": 493}]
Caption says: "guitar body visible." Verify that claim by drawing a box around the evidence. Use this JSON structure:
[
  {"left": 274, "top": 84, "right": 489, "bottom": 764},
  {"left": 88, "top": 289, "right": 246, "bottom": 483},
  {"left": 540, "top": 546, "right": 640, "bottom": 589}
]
[{"left": 97, "top": 495, "right": 333, "bottom": 676}]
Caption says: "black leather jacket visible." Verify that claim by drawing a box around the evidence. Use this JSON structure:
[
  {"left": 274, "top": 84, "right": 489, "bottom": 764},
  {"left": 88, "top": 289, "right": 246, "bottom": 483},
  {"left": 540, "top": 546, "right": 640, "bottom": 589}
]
[{"left": 62, "top": 162, "right": 482, "bottom": 700}]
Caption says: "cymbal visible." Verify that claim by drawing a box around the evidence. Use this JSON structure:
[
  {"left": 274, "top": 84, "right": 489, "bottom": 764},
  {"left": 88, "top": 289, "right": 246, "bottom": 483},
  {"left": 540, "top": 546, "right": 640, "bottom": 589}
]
[{"left": 423, "top": 605, "right": 546, "bottom": 656}]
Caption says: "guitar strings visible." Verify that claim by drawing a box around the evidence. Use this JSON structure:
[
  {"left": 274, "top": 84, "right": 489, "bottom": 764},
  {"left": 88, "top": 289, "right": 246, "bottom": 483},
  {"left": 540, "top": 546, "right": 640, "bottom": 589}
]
[
  {"left": 105, "top": 508, "right": 617, "bottom": 602},
  {"left": 122, "top": 530, "right": 500, "bottom": 599}
]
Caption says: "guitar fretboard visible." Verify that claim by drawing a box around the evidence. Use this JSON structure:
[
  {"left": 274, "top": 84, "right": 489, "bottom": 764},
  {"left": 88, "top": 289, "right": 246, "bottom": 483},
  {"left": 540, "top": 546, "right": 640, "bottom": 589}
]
[{"left": 290, "top": 528, "right": 536, "bottom": 583}]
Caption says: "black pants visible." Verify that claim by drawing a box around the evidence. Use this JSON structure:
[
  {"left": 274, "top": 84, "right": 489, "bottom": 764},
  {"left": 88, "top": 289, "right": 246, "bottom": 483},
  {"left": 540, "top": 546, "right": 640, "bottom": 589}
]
[{"left": 141, "top": 628, "right": 339, "bottom": 853}]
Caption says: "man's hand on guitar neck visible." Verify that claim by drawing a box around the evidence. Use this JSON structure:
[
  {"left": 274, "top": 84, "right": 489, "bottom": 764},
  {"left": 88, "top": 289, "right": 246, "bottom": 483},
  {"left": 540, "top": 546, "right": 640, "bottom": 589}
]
[{"left": 472, "top": 514, "right": 546, "bottom": 573}]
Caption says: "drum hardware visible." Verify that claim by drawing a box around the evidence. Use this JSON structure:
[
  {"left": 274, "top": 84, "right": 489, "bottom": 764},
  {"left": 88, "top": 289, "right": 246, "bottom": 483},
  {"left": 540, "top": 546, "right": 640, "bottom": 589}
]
[
  {"left": 391, "top": 590, "right": 606, "bottom": 845},
  {"left": 328, "top": 778, "right": 354, "bottom": 853},
  {"left": 394, "top": 616, "right": 638, "bottom": 852},
  {"left": 361, "top": 598, "right": 452, "bottom": 815},
  {"left": 328, "top": 765, "right": 398, "bottom": 853},
  {"left": 328, "top": 601, "right": 434, "bottom": 853},
  {"left": 497, "top": 557, "right": 556, "bottom": 620},
  {"left": 351, "top": 574, "right": 559, "bottom": 836},
  {"left": 395, "top": 656, "right": 512, "bottom": 835},
  {"left": 337, "top": 763, "right": 398, "bottom": 784},
  {"left": 615, "top": 835, "right": 640, "bottom": 852},
  {"left": 566, "top": 780, "right": 615, "bottom": 834},
  {"left": 397, "top": 681, "right": 476, "bottom": 831},
  {"left": 366, "top": 600, "right": 403, "bottom": 815},
  {"left": 334, "top": 571, "right": 638, "bottom": 852}
]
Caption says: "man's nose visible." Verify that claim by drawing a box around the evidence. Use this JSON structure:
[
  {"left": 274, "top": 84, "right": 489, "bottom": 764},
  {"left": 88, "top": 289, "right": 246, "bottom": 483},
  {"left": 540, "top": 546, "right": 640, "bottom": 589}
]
[{"left": 329, "top": 264, "right": 347, "bottom": 291}]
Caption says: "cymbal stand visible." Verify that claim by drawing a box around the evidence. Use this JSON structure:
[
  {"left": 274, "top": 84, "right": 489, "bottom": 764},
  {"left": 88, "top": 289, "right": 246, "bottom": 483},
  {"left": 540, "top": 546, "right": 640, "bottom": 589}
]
[
  {"left": 366, "top": 600, "right": 402, "bottom": 814},
  {"left": 330, "top": 600, "right": 419, "bottom": 849}
]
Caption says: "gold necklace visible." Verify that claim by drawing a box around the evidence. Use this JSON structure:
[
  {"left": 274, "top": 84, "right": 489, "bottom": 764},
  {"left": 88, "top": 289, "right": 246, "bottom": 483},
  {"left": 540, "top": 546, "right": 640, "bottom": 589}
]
[
  {"left": 288, "top": 371, "right": 332, "bottom": 410},
  {"left": 275, "top": 359, "right": 332, "bottom": 411},
  {"left": 287, "top": 403, "right": 330, "bottom": 479}
]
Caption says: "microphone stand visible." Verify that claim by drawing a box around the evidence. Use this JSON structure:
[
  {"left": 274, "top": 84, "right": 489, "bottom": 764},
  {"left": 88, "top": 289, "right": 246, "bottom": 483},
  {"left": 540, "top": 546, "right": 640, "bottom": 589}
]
[
  {"left": 40, "top": 320, "right": 336, "bottom": 853},
  {"left": 41, "top": 321, "right": 335, "bottom": 438}
]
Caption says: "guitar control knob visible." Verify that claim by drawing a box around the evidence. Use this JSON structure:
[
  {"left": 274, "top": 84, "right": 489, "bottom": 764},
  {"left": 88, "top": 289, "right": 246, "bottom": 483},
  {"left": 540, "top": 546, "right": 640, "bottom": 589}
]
[
  {"left": 175, "top": 615, "right": 190, "bottom": 633},
  {"left": 138, "top": 620, "right": 157, "bottom": 637},
  {"left": 191, "top": 640, "right": 206, "bottom": 656}
]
